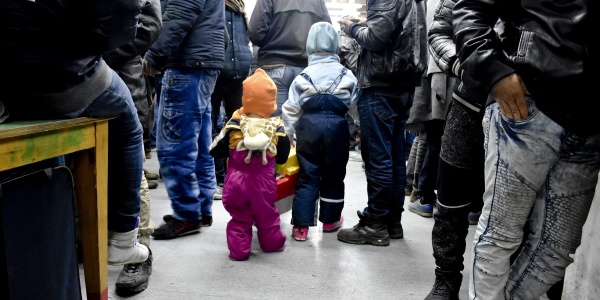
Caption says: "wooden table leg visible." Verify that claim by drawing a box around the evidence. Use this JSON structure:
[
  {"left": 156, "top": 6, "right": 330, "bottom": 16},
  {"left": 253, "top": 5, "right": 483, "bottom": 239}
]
[{"left": 74, "top": 121, "right": 109, "bottom": 300}]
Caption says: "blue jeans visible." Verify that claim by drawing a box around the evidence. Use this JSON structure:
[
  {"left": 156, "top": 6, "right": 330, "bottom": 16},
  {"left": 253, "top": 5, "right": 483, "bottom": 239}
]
[
  {"left": 263, "top": 66, "right": 303, "bottom": 117},
  {"left": 150, "top": 74, "right": 163, "bottom": 148},
  {"left": 156, "top": 68, "right": 219, "bottom": 222},
  {"left": 358, "top": 87, "right": 414, "bottom": 223},
  {"left": 69, "top": 69, "right": 143, "bottom": 233},
  {"left": 470, "top": 99, "right": 600, "bottom": 299}
]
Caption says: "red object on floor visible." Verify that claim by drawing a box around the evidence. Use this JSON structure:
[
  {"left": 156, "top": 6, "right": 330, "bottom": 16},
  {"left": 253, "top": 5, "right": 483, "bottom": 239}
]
[{"left": 276, "top": 172, "right": 299, "bottom": 201}]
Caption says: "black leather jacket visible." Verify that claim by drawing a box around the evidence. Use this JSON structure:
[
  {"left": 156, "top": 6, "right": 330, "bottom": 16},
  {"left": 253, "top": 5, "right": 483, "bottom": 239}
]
[
  {"left": 428, "top": 0, "right": 487, "bottom": 114},
  {"left": 349, "top": 0, "right": 427, "bottom": 89},
  {"left": 453, "top": 0, "right": 593, "bottom": 134}
]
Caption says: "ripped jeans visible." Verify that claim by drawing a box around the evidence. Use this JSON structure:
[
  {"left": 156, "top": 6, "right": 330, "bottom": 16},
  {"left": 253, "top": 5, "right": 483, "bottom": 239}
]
[{"left": 469, "top": 98, "right": 600, "bottom": 300}]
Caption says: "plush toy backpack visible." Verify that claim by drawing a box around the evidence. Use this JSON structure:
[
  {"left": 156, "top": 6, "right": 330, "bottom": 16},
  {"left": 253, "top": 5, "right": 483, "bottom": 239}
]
[{"left": 236, "top": 114, "right": 280, "bottom": 165}]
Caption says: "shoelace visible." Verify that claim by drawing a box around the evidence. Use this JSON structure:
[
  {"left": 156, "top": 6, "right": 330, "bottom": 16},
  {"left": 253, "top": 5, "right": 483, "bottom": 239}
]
[{"left": 124, "top": 263, "right": 141, "bottom": 274}]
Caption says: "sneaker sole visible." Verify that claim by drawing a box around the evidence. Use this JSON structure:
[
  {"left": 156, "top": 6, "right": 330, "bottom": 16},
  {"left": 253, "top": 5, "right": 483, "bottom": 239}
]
[
  {"left": 293, "top": 236, "right": 307, "bottom": 241},
  {"left": 213, "top": 195, "right": 222, "bottom": 200},
  {"left": 322, "top": 227, "right": 341, "bottom": 233},
  {"left": 116, "top": 282, "right": 149, "bottom": 295},
  {"left": 408, "top": 207, "right": 433, "bottom": 218},
  {"left": 337, "top": 235, "right": 390, "bottom": 246},
  {"left": 389, "top": 233, "right": 404, "bottom": 239}
]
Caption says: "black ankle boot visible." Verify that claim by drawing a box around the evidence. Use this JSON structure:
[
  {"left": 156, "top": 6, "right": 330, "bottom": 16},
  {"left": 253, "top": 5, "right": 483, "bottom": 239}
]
[
  {"left": 337, "top": 211, "right": 390, "bottom": 246},
  {"left": 425, "top": 269, "right": 462, "bottom": 300}
]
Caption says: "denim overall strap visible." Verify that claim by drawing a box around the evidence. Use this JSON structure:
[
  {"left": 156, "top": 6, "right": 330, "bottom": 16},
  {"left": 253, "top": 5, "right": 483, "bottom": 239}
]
[
  {"left": 299, "top": 68, "right": 348, "bottom": 95},
  {"left": 299, "top": 69, "right": 349, "bottom": 115}
]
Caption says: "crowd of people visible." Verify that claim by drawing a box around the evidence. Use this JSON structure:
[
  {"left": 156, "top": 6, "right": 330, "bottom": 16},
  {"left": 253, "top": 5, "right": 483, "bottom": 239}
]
[{"left": 0, "top": 0, "right": 594, "bottom": 299}]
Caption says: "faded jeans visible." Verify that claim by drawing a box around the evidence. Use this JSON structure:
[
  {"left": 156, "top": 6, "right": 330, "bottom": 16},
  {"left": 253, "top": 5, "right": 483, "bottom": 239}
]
[
  {"left": 470, "top": 99, "right": 600, "bottom": 299},
  {"left": 156, "top": 68, "right": 219, "bottom": 222},
  {"left": 263, "top": 66, "right": 303, "bottom": 117}
]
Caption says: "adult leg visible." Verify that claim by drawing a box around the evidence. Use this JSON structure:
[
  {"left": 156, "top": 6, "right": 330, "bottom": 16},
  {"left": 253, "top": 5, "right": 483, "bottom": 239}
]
[
  {"left": 409, "top": 119, "right": 444, "bottom": 217},
  {"left": 337, "top": 88, "right": 412, "bottom": 245},
  {"left": 505, "top": 133, "right": 600, "bottom": 299},
  {"left": 150, "top": 74, "right": 163, "bottom": 149},
  {"left": 115, "top": 170, "right": 155, "bottom": 295},
  {"left": 469, "top": 99, "right": 578, "bottom": 299},
  {"left": 210, "top": 79, "right": 227, "bottom": 195},
  {"left": 154, "top": 68, "right": 218, "bottom": 225},
  {"left": 82, "top": 67, "right": 148, "bottom": 264},
  {"left": 426, "top": 102, "right": 484, "bottom": 300}
]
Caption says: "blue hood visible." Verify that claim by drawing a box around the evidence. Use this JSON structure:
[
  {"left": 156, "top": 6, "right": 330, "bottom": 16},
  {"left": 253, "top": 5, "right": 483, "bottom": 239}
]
[{"left": 306, "top": 22, "right": 339, "bottom": 56}]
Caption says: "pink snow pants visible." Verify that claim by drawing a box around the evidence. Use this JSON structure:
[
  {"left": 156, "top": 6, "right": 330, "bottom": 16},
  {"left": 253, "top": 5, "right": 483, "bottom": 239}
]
[{"left": 222, "top": 150, "right": 286, "bottom": 260}]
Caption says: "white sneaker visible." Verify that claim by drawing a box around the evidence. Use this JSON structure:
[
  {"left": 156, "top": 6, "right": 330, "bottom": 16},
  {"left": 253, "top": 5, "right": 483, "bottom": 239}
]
[
  {"left": 213, "top": 185, "right": 223, "bottom": 200},
  {"left": 349, "top": 150, "right": 362, "bottom": 162}
]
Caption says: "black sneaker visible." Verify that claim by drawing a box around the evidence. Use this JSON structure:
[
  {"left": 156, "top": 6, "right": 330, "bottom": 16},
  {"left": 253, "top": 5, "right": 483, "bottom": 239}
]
[
  {"left": 115, "top": 249, "right": 153, "bottom": 295},
  {"left": 202, "top": 215, "right": 213, "bottom": 227},
  {"left": 337, "top": 211, "right": 390, "bottom": 246},
  {"left": 387, "top": 220, "right": 404, "bottom": 239},
  {"left": 152, "top": 215, "right": 201, "bottom": 240}
]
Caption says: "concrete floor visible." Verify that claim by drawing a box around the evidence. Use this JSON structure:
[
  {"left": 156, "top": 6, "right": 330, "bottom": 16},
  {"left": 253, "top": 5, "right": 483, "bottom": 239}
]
[{"left": 80, "top": 152, "right": 476, "bottom": 300}]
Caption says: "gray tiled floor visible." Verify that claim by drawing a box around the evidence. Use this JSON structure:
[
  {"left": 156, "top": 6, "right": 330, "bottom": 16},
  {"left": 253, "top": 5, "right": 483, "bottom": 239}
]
[{"left": 80, "top": 151, "right": 475, "bottom": 299}]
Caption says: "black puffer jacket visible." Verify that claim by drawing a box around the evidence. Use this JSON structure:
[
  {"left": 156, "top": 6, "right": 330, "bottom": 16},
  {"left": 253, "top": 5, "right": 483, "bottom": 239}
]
[
  {"left": 428, "top": 0, "right": 487, "bottom": 113},
  {"left": 453, "top": 0, "right": 594, "bottom": 134},
  {"left": 348, "top": 0, "right": 427, "bottom": 89}
]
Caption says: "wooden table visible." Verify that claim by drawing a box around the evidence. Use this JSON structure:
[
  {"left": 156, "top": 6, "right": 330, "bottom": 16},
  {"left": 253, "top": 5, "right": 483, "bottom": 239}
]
[{"left": 0, "top": 118, "right": 109, "bottom": 300}]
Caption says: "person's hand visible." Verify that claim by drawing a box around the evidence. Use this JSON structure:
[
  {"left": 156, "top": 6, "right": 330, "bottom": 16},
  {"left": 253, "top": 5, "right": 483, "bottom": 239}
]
[
  {"left": 338, "top": 19, "right": 354, "bottom": 36},
  {"left": 142, "top": 59, "right": 161, "bottom": 77},
  {"left": 491, "top": 73, "right": 530, "bottom": 120}
]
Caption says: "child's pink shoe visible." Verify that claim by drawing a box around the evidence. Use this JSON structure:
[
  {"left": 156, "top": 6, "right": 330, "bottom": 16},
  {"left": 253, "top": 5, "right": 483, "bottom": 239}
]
[
  {"left": 292, "top": 226, "right": 308, "bottom": 241},
  {"left": 323, "top": 215, "right": 344, "bottom": 232}
]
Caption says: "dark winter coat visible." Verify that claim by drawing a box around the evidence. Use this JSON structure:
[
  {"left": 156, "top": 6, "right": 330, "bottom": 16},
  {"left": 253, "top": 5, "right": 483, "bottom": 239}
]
[
  {"left": 220, "top": 7, "right": 253, "bottom": 79},
  {"left": 248, "top": 0, "right": 331, "bottom": 68},
  {"left": 1, "top": 0, "right": 142, "bottom": 117},
  {"left": 144, "top": 0, "right": 226, "bottom": 71}
]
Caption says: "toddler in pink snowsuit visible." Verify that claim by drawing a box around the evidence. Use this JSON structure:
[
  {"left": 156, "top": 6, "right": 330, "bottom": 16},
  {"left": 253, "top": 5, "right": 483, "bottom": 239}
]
[{"left": 209, "top": 69, "right": 291, "bottom": 261}]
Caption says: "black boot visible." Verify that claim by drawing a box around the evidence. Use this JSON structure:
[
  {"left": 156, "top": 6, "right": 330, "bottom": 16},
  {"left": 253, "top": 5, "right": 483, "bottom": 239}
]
[
  {"left": 426, "top": 203, "right": 470, "bottom": 299},
  {"left": 115, "top": 248, "right": 153, "bottom": 295},
  {"left": 425, "top": 269, "right": 462, "bottom": 300}
]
